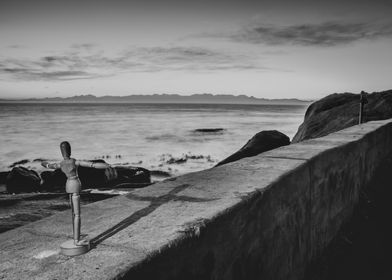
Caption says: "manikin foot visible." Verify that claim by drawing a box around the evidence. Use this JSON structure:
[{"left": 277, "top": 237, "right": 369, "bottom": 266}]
[{"left": 60, "top": 239, "right": 90, "bottom": 256}]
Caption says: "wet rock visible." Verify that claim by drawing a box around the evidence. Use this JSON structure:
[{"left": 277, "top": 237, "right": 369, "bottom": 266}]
[
  {"left": 0, "top": 171, "right": 10, "bottom": 185},
  {"left": 40, "top": 169, "right": 66, "bottom": 192},
  {"left": 6, "top": 167, "right": 41, "bottom": 193},
  {"left": 160, "top": 153, "right": 214, "bottom": 164},
  {"left": 187, "top": 154, "right": 206, "bottom": 160},
  {"left": 292, "top": 90, "right": 392, "bottom": 143},
  {"left": 77, "top": 164, "right": 108, "bottom": 189},
  {"left": 150, "top": 170, "right": 172, "bottom": 178},
  {"left": 33, "top": 158, "right": 48, "bottom": 162},
  {"left": 8, "top": 159, "right": 30, "bottom": 168},
  {"left": 166, "top": 157, "right": 187, "bottom": 164},
  {"left": 194, "top": 128, "right": 225, "bottom": 133},
  {"left": 216, "top": 130, "right": 290, "bottom": 166},
  {"left": 102, "top": 166, "right": 151, "bottom": 188}
]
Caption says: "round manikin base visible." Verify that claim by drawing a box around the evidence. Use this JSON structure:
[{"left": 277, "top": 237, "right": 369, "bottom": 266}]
[{"left": 60, "top": 239, "right": 90, "bottom": 256}]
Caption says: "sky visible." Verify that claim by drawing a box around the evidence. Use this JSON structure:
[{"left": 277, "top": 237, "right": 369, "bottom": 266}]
[{"left": 0, "top": 0, "right": 391, "bottom": 99}]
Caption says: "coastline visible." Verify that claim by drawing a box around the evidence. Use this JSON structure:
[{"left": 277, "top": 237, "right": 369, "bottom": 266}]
[{"left": 2, "top": 89, "right": 391, "bottom": 234}]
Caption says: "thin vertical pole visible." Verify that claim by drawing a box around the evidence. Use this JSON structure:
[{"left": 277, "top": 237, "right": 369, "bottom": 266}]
[{"left": 359, "top": 91, "right": 367, "bottom": 124}]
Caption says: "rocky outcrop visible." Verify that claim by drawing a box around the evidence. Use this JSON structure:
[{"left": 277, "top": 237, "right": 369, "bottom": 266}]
[
  {"left": 6, "top": 167, "right": 41, "bottom": 194},
  {"left": 215, "top": 130, "right": 290, "bottom": 166},
  {"left": 292, "top": 90, "right": 392, "bottom": 143}
]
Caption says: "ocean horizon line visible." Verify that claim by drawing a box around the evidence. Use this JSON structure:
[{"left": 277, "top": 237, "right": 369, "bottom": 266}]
[{"left": 0, "top": 93, "right": 313, "bottom": 104}]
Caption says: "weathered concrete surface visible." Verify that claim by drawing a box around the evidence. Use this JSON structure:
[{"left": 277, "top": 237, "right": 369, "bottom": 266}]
[
  {"left": 0, "top": 119, "right": 391, "bottom": 280},
  {"left": 0, "top": 192, "right": 116, "bottom": 233},
  {"left": 304, "top": 153, "right": 392, "bottom": 280}
]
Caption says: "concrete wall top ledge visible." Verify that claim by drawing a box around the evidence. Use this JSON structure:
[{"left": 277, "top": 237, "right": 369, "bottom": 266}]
[{"left": 1, "top": 119, "right": 391, "bottom": 280}]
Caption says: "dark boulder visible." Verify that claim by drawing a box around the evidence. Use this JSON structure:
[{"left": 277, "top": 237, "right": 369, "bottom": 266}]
[
  {"left": 0, "top": 171, "right": 10, "bottom": 185},
  {"left": 78, "top": 164, "right": 151, "bottom": 188},
  {"left": 102, "top": 166, "right": 151, "bottom": 188},
  {"left": 216, "top": 130, "right": 290, "bottom": 167},
  {"left": 292, "top": 90, "right": 392, "bottom": 143},
  {"left": 77, "top": 159, "right": 151, "bottom": 188},
  {"left": 6, "top": 167, "right": 41, "bottom": 193},
  {"left": 40, "top": 169, "right": 66, "bottom": 192}
]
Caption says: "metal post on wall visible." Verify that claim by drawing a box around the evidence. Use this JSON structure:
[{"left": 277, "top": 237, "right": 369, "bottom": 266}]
[{"left": 359, "top": 91, "right": 368, "bottom": 124}]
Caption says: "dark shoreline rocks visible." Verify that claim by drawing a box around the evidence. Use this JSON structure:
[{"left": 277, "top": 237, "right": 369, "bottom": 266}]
[
  {"left": 293, "top": 90, "right": 392, "bottom": 143},
  {"left": 40, "top": 164, "right": 151, "bottom": 191},
  {"left": 0, "top": 171, "right": 9, "bottom": 185},
  {"left": 216, "top": 130, "right": 290, "bottom": 166},
  {"left": 3, "top": 160, "right": 151, "bottom": 194},
  {"left": 160, "top": 153, "right": 214, "bottom": 165},
  {"left": 6, "top": 167, "right": 41, "bottom": 194},
  {"left": 40, "top": 169, "right": 66, "bottom": 192},
  {"left": 0, "top": 161, "right": 151, "bottom": 233}
]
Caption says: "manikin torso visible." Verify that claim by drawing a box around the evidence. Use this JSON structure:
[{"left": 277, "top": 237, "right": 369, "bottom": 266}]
[
  {"left": 61, "top": 158, "right": 81, "bottom": 193},
  {"left": 60, "top": 158, "right": 78, "bottom": 178}
]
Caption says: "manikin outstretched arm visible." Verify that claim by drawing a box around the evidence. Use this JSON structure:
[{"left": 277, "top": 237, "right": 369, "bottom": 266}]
[
  {"left": 76, "top": 161, "right": 111, "bottom": 169},
  {"left": 41, "top": 161, "right": 111, "bottom": 169},
  {"left": 41, "top": 161, "right": 60, "bottom": 169}
]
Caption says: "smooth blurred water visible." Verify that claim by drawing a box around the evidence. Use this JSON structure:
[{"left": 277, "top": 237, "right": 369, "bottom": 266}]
[{"left": 0, "top": 103, "right": 308, "bottom": 176}]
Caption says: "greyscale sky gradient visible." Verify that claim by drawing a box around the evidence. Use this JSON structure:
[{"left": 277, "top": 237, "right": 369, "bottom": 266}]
[{"left": 0, "top": 0, "right": 391, "bottom": 99}]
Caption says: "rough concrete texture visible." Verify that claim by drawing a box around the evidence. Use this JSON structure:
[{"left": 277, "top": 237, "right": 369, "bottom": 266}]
[{"left": 0, "top": 119, "right": 391, "bottom": 280}]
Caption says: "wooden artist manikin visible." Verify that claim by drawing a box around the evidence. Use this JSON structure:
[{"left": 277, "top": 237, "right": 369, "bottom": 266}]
[{"left": 42, "top": 141, "right": 110, "bottom": 256}]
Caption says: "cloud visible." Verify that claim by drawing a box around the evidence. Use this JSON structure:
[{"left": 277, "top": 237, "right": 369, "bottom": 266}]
[
  {"left": 0, "top": 53, "right": 107, "bottom": 81},
  {"left": 6, "top": 44, "right": 26, "bottom": 49},
  {"left": 232, "top": 21, "right": 392, "bottom": 46},
  {"left": 121, "top": 46, "right": 261, "bottom": 72},
  {"left": 2, "top": 68, "right": 97, "bottom": 80},
  {"left": 70, "top": 43, "right": 96, "bottom": 50},
  {"left": 0, "top": 45, "right": 264, "bottom": 81}
]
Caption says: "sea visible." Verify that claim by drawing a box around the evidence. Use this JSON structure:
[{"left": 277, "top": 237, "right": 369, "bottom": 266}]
[{"left": 0, "top": 103, "right": 308, "bottom": 180}]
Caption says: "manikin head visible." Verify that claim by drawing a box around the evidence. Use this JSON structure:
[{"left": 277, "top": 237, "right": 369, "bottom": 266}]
[{"left": 60, "top": 141, "right": 71, "bottom": 159}]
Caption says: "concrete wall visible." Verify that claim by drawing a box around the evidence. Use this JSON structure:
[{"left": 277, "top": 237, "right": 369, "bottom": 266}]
[{"left": 1, "top": 119, "right": 391, "bottom": 280}]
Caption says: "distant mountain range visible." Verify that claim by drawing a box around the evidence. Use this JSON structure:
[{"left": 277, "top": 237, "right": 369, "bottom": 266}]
[{"left": 0, "top": 94, "right": 311, "bottom": 105}]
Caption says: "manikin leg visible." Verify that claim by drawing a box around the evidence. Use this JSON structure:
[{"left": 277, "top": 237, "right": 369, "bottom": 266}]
[
  {"left": 60, "top": 192, "right": 89, "bottom": 256},
  {"left": 69, "top": 194, "right": 74, "bottom": 236},
  {"left": 72, "top": 193, "right": 81, "bottom": 243}
]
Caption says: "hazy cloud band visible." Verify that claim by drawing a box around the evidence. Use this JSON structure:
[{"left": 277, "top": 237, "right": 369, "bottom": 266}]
[
  {"left": 227, "top": 21, "right": 392, "bottom": 46},
  {"left": 0, "top": 46, "right": 261, "bottom": 81}
]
